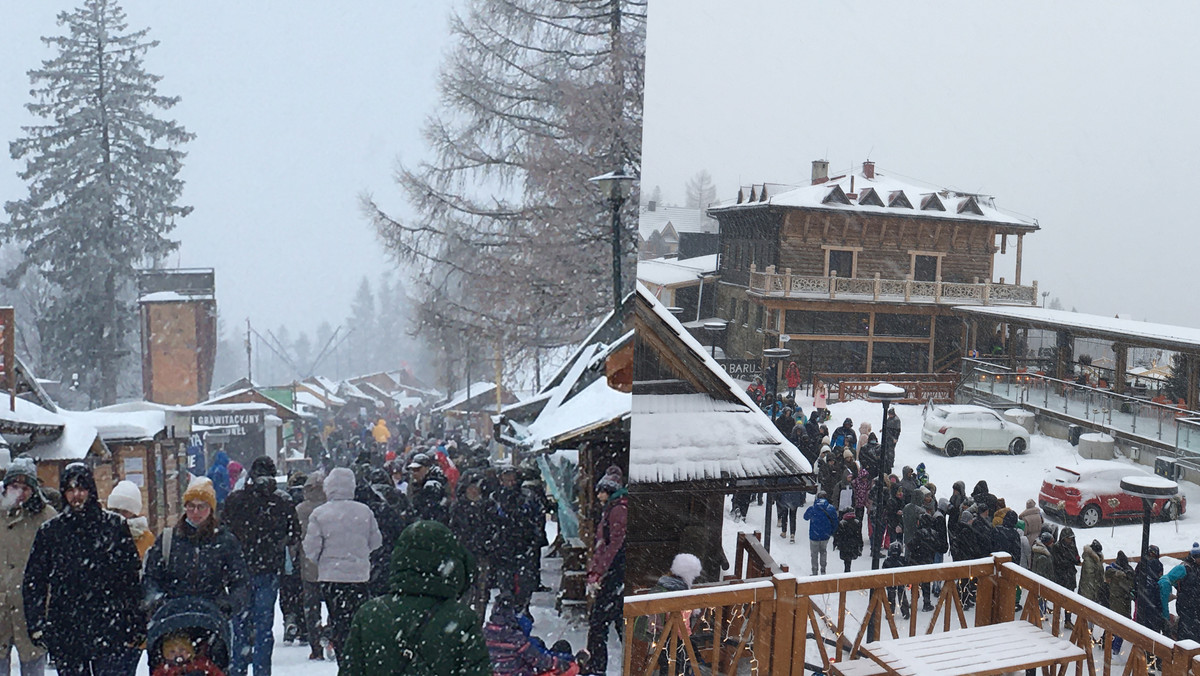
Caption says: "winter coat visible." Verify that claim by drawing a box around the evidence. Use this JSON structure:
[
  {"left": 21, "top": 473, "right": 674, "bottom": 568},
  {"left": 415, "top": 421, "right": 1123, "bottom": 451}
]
[
  {"left": 774, "top": 490, "right": 808, "bottom": 512},
  {"left": 785, "top": 363, "right": 802, "bottom": 389},
  {"left": 1031, "top": 542, "right": 1054, "bottom": 580},
  {"left": 493, "top": 486, "right": 539, "bottom": 571},
  {"left": 1106, "top": 561, "right": 1135, "bottom": 618},
  {"left": 143, "top": 518, "right": 251, "bottom": 618},
  {"left": 1019, "top": 504, "right": 1043, "bottom": 548},
  {"left": 816, "top": 456, "right": 844, "bottom": 500},
  {"left": 950, "top": 513, "right": 978, "bottom": 561},
  {"left": 830, "top": 426, "right": 858, "bottom": 452},
  {"left": 908, "top": 513, "right": 938, "bottom": 565},
  {"left": 22, "top": 477, "right": 145, "bottom": 662},
  {"left": 852, "top": 468, "right": 871, "bottom": 510},
  {"left": 971, "top": 481, "right": 990, "bottom": 506},
  {"left": 803, "top": 498, "right": 838, "bottom": 541},
  {"left": 412, "top": 466, "right": 450, "bottom": 523},
  {"left": 295, "top": 472, "right": 326, "bottom": 583},
  {"left": 372, "top": 419, "right": 391, "bottom": 445},
  {"left": 1050, "top": 529, "right": 1080, "bottom": 591},
  {"left": 356, "top": 479, "right": 407, "bottom": 594},
  {"left": 341, "top": 521, "right": 490, "bottom": 676},
  {"left": 833, "top": 515, "right": 864, "bottom": 561},
  {"left": 304, "top": 468, "right": 383, "bottom": 584},
  {"left": 450, "top": 494, "right": 498, "bottom": 558},
  {"left": 587, "top": 490, "right": 628, "bottom": 584},
  {"left": 992, "top": 511, "right": 1024, "bottom": 563},
  {"left": 882, "top": 544, "right": 907, "bottom": 572},
  {"left": 901, "top": 490, "right": 924, "bottom": 543},
  {"left": 222, "top": 479, "right": 300, "bottom": 576},
  {"left": 0, "top": 495, "right": 56, "bottom": 663},
  {"left": 1134, "top": 556, "right": 1165, "bottom": 630},
  {"left": 1078, "top": 545, "right": 1105, "bottom": 603},
  {"left": 126, "top": 517, "right": 156, "bottom": 559},
  {"left": 485, "top": 605, "right": 573, "bottom": 676},
  {"left": 206, "top": 451, "right": 231, "bottom": 506}
]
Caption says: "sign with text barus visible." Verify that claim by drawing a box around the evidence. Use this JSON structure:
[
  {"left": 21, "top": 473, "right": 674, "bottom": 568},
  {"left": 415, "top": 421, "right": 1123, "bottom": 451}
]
[{"left": 717, "top": 359, "right": 762, "bottom": 380}]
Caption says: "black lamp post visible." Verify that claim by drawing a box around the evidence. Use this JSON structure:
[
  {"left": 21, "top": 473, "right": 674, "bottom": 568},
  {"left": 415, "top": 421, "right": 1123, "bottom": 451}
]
[
  {"left": 867, "top": 382, "right": 905, "bottom": 642},
  {"left": 1120, "top": 475, "right": 1178, "bottom": 558},
  {"left": 703, "top": 320, "right": 727, "bottom": 359},
  {"left": 762, "top": 347, "right": 792, "bottom": 401},
  {"left": 589, "top": 168, "right": 636, "bottom": 311}
]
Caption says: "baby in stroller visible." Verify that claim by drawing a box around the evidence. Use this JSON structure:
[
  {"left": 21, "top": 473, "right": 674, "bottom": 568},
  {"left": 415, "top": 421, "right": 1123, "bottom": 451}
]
[{"left": 147, "top": 598, "right": 230, "bottom": 676}]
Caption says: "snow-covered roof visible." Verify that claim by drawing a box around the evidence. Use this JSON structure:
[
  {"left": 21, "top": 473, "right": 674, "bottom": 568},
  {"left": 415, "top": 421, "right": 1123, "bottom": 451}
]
[
  {"left": 434, "top": 382, "right": 497, "bottom": 413},
  {"left": 138, "top": 290, "right": 215, "bottom": 303},
  {"left": 638, "top": 204, "right": 717, "bottom": 239},
  {"left": 710, "top": 165, "right": 1038, "bottom": 230},
  {"left": 62, "top": 408, "right": 168, "bottom": 442},
  {"left": 632, "top": 283, "right": 810, "bottom": 484},
  {"left": 636, "top": 254, "right": 718, "bottom": 288},
  {"left": 955, "top": 306, "right": 1200, "bottom": 354},
  {"left": 525, "top": 375, "right": 630, "bottom": 451},
  {"left": 0, "top": 398, "right": 100, "bottom": 461}
]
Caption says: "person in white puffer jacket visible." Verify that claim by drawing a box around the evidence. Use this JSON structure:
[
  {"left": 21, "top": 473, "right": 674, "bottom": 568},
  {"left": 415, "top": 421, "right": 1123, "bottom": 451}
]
[{"left": 303, "top": 467, "right": 381, "bottom": 664}]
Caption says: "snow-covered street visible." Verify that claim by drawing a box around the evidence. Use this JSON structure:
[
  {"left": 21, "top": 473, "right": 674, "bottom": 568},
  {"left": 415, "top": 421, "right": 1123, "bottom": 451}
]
[{"left": 724, "top": 396, "right": 1200, "bottom": 576}]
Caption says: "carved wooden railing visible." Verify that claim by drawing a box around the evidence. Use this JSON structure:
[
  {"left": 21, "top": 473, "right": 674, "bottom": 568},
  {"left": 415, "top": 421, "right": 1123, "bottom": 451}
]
[
  {"left": 747, "top": 264, "right": 1038, "bottom": 306},
  {"left": 623, "top": 551, "right": 1200, "bottom": 676}
]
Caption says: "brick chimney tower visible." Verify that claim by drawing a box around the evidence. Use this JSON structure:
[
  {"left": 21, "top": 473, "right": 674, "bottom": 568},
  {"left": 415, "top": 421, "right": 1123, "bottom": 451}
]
[{"left": 863, "top": 160, "right": 875, "bottom": 179}]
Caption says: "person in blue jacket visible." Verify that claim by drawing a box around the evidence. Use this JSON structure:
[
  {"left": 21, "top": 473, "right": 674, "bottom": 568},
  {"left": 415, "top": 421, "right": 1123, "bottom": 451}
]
[
  {"left": 205, "top": 450, "right": 232, "bottom": 506},
  {"left": 803, "top": 491, "right": 838, "bottom": 576},
  {"left": 1159, "top": 542, "right": 1200, "bottom": 641}
]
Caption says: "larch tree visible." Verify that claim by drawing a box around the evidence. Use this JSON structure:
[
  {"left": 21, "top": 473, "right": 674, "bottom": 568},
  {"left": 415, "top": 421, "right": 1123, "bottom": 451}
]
[
  {"left": 3, "top": 0, "right": 192, "bottom": 405},
  {"left": 363, "top": 0, "right": 645, "bottom": 383},
  {"left": 684, "top": 169, "right": 718, "bottom": 209}
]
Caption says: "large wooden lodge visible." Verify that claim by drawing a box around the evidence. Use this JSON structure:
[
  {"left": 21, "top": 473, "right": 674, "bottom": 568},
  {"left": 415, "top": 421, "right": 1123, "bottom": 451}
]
[{"left": 709, "top": 160, "right": 1041, "bottom": 377}]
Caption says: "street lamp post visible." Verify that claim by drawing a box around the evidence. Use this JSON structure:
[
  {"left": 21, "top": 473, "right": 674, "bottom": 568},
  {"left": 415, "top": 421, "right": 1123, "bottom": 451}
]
[
  {"left": 1120, "top": 475, "right": 1179, "bottom": 558},
  {"left": 760, "top": 346, "right": 792, "bottom": 553},
  {"left": 866, "top": 382, "right": 906, "bottom": 642},
  {"left": 589, "top": 168, "right": 637, "bottom": 311},
  {"left": 762, "top": 347, "right": 791, "bottom": 402}
]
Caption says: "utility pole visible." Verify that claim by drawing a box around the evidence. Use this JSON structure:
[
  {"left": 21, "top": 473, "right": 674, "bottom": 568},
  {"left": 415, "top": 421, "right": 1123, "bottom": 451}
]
[{"left": 245, "top": 318, "right": 253, "bottom": 382}]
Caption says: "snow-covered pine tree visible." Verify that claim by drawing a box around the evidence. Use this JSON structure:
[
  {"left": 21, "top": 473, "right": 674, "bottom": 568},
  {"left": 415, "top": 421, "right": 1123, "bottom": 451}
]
[
  {"left": 364, "top": 0, "right": 645, "bottom": 378},
  {"left": 684, "top": 170, "right": 718, "bottom": 209},
  {"left": 346, "top": 277, "right": 377, "bottom": 377},
  {"left": 4, "top": 0, "right": 192, "bottom": 405}
]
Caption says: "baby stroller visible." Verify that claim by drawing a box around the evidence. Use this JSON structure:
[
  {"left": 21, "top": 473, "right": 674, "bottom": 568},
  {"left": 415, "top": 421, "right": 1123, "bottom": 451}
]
[{"left": 147, "top": 597, "right": 231, "bottom": 675}]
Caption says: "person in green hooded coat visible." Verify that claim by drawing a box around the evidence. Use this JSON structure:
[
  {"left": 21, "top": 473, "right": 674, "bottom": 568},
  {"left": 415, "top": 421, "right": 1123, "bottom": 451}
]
[{"left": 340, "top": 520, "right": 490, "bottom": 675}]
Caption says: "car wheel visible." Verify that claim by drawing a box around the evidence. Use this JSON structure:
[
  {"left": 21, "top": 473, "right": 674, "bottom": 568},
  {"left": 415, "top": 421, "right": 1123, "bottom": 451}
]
[
  {"left": 1079, "top": 504, "right": 1102, "bottom": 528},
  {"left": 945, "top": 439, "right": 964, "bottom": 457},
  {"left": 1009, "top": 437, "right": 1027, "bottom": 455}
]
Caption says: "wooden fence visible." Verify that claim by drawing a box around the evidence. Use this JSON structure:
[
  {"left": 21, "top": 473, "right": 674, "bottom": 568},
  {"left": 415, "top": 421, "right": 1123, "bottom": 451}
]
[
  {"left": 623, "top": 551, "right": 1200, "bottom": 676},
  {"left": 814, "top": 372, "right": 959, "bottom": 405}
]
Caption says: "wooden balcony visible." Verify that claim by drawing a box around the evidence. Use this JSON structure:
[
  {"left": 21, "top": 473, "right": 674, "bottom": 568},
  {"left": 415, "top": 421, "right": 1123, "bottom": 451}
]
[
  {"left": 624, "top": 544, "right": 1200, "bottom": 676},
  {"left": 747, "top": 265, "right": 1038, "bottom": 306}
]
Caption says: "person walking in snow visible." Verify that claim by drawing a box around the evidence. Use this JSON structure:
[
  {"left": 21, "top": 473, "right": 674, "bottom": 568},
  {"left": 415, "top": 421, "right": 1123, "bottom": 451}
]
[
  {"left": 882, "top": 542, "right": 911, "bottom": 619},
  {"left": 341, "top": 520, "right": 490, "bottom": 675},
  {"left": 450, "top": 471, "right": 498, "bottom": 623},
  {"left": 1019, "top": 499, "right": 1043, "bottom": 549},
  {"left": 784, "top": 362, "right": 802, "bottom": 398},
  {"left": 833, "top": 511, "right": 864, "bottom": 573},
  {"left": 632, "top": 554, "right": 703, "bottom": 676},
  {"left": 775, "top": 484, "right": 807, "bottom": 544},
  {"left": 1051, "top": 527, "right": 1081, "bottom": 627},
  {"left": 1159, "top": 542, "right": 1200, "bottom": 641},
  {"left": 408, "top": 453, "right": 449, "bottom": 523},
  {"left": 206, "top": 451, "right": 232, "bottom": 507},
  {"left": 585, "top": 467, "right": 627, "bottom": 676},
  {"left": 143, "top": 477, "right": 250, "bottom": 623},
  {"left": 830, "top": 418, "right": 858, "bottom": 452},
  {"left": 22, "top": 463, "right": 145, "bottom": 676},
  {"left": 303, "top": 467, "right": 382, "bottom": 665},
  {"left": 494, "top": 467, "right": 541, "bottom": 615},
  {"left": 294, "top": 471, "right": 327, "bottom": 661},
  {"left": 803, "top": 491, "right": 838, "bottom": 576},
  {"left": 0, "top": 457, "right": 56, "bottom": 676},
  {"left": 1135, "top": 545, "right": 1165, "bottom": 635},
  {"left": 1105, "top": 551, "right": 1135, "bottom": 654},
  {"left": 1078, "top": 540, "right": 1106, "bottom": 604},
  {"left": 107, "top": 479, "right": 156, "bottom": 559},
  {"left": 223, "top": 457, "right": 300, "bottom": 676}
]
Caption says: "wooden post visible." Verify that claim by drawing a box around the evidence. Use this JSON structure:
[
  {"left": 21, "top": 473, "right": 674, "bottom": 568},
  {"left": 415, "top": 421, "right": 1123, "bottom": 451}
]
[
  {"left": 830, "top": 270, "right": 838, "bottom": 299},
  {"left": 873, "top": 272, "right": 881, "bottom": 301},
  {"left": 783, "top": 268, "right": 792, "bottom": 298},
  {"left": 975, "top": 573, "right": 995, "bottom": 627},
  {"left": 904, "top": 274, "right": 912, "bottom": 302},
  {"left": 1165, "top": 640, "right": 1200, "bottom": 676},
  {"left": 992, "top": 554, "right": 1017, "bottom": 624},
  {"left": 771, "top": 575, "right": 798, "bottom": 676},
  {"left": 1015, "top": 233, "right": 1024, "bottom": 285},
  {"left": 1114, "top": 343, "right": 1128, "bottom": 394},
  {"left": 928, "top": 313, "right": 937, "bottom": 372},
  {"left": 1188, "top": 355, "right": 1200, "bottom": 413},
  {"left": 793, "top": 595, "right": 810, "bottom": 676}
]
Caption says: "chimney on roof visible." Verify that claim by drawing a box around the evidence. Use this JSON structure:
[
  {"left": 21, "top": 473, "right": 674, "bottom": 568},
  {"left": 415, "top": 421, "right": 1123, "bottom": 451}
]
[
  {"left": 863, "top": 161, "right": 875, "bottom": 179},
  {"left": 811, "top": 160, "right": 829, "bottom": 185},
  {"left": 648, "top": 200, "right": 656, "bottom": 212}
]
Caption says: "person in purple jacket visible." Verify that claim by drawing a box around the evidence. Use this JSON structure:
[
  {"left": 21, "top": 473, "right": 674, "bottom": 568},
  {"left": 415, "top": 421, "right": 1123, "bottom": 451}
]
[{"left": 485, "top": 594, "right": 577, "bottom": 676}]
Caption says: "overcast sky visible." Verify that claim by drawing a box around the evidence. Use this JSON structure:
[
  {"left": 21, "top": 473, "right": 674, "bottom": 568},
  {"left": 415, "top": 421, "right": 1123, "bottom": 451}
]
[
  {"left": 0, "top": 2, "right": 450, "bottom": 337},
  {"left": 643, "top": 1, "right": 1200, "bottom": 327}
]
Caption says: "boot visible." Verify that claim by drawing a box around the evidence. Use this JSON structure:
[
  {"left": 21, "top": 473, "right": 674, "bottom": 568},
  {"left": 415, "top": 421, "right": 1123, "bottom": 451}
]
[{"left": 790, "top": 534, "right": 796, "bottom": 543}]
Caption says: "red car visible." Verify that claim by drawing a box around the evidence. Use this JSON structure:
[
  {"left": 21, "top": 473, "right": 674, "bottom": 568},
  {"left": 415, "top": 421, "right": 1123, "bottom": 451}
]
[{"left": 1039, "top": 460, "right": 1186, "bottom": 528}]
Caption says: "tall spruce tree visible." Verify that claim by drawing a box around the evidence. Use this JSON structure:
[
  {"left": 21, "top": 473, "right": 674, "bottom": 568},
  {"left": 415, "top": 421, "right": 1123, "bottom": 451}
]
[{"left": 4, "top": 0, "right": 192, "bottom": 405}]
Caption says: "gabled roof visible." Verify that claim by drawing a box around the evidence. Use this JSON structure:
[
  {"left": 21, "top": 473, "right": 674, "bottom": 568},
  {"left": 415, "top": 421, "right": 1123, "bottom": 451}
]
[
  {"left": 637, "top": 204, "right": 718, "bottom": 239},
  {"left": 631, "top": 283, "right": 810, "bottom": 486},
  {"left": 636, "top": 254, "right": 718, "bottom": 289},
  {"left": 712, "top": 164, "right": 1038, "bottom": 231}
]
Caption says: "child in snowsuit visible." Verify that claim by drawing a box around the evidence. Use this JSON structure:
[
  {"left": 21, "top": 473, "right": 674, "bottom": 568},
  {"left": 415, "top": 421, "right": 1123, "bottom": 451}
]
[
  {"left": 152, "top": 633, "right": 225, "bottom": 676},
  {"left": 882, "top": 542, "right": 910, "bottom": 619},
  {"left": 486, "top": 596, "right": 578, "bottom": 676},
  {"left": 833, "top": 511, "right": 864, "bottom": 573}
]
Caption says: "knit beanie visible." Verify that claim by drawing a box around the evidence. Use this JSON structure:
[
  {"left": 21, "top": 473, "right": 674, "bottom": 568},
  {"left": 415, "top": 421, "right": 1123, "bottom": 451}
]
[
  {"left": 183, "top": 476, "right": 217, "bottom": 511},
  {"left": 596, "top": 465, "right": 624, "bottom": 494},
  {"left": 106, "top": 479, "right": 142, "bottom": 515},
  {"left": 670, "top": 553, "right": 703, "bottom": 587},
  {"left": 3, "top": 456, "right": 38, "bottom": 488},
  {"left": 1191, "top": 542, "right": 1200, "bottom": 559}
]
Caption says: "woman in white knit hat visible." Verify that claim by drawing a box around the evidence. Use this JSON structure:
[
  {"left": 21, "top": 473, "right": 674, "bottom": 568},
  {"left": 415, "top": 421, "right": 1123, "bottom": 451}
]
[{"left": 107, "top": 479, "right": 156, "bottom": 559}]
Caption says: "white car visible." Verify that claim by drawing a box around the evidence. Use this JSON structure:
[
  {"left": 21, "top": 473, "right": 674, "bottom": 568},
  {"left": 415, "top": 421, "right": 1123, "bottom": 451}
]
[{"left": 921, "top": 404, "right": 1031, "bottom": 457}]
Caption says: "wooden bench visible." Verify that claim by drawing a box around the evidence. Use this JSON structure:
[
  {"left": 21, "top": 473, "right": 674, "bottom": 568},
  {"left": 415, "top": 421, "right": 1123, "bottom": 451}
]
[
  {"left": 829, "top": 658, "right": 889, "bottom": 676},
  {"left": 862, "top": 620, "right": 1085, "bottom": 675}
]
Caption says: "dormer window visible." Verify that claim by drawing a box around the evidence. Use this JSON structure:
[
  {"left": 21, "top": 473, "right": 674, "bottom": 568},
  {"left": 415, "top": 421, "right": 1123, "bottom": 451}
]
[
  {"left": 888, "top": 190, "right": 913, "bottom": 209},
  {"left": 822, "top": 185, "right": 851, "bottom": 205},
  {"left": 920, "top": 193, "right": 945, "bottom": 211},
  {"left": 957, "top": 195, "right": 984, "bottom": 215},
  {"left": 858, "top": 187, "right": 884, "bottom": 207}
]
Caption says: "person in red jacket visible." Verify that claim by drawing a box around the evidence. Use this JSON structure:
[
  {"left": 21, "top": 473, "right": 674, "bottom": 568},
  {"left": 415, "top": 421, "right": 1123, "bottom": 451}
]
[
  {"left": 785, "top": 361, "right": 802, "bottom": 398},
  {"left": 583, "top": 466, "right": 627, "bottom": 675}
]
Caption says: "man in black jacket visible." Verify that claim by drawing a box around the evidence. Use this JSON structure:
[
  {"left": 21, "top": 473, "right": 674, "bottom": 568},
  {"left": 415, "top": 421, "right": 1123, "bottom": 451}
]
[
  {"left": 223, "top": 456, "right": 300, "bottom": 676},
  {"left": 22, "top": 462, "right": 145, "bottom": 675}
]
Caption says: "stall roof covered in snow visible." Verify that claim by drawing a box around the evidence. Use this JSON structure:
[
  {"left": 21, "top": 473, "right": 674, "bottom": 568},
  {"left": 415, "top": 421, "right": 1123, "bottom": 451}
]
[
  {"left": 955, "top": 305, "right": 1200, "bottom": 355},
  {"left": 434, "top": 382, "right": 498, "bottom": 413},
  {"left": 710, "top": 165, "right": 1038, "bottom": 231},
  {"left": 0, "top": 397, "right": 101, "bottom": 461},
  {"left": 63, "top": 408, "right": 172, "bottom": 442},
  {"left": 636, "top": 254, "right": 718, "bottom": 288},
  {"left": 632, "top": 283, "right": 810, "bottom": 485}
]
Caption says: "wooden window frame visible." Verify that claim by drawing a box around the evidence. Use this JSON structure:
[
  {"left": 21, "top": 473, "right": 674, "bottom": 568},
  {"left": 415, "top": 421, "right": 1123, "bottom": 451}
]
[
  {"left": 822, "top": 245, "right": 862, "bottom": 278},
  {"left": 907, "top": 250, "right": 946, "bottom": 281}
]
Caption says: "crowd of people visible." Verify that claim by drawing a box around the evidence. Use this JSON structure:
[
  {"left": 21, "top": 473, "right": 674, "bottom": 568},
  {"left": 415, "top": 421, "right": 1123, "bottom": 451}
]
[{"left": 0, "top": 410, "right": 626, "bottom": 676}]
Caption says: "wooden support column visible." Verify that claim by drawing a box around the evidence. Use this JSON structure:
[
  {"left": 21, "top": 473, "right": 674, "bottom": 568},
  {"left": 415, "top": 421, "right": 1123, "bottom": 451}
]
[
  {"left": 1015, "top": 233, "right": 1024, "bottom": 285},
  {"left": 1113, "top": 343, "right": 1128, "bottom": 394},
  {"left": 1188, "top": 354, "right": 1200, "bottom": 413},
  {"left": 1055, "top": 330, "right": 1071, "bottom": 383},
  {"left": 1007, "top": 323, "right": 1017, "bottom": 370},
  {"left": 928, "top": 314, "right": 937, "bottom": 372},
  {"left": 969, "top": 320, "right": 979, "bottom": 354}
]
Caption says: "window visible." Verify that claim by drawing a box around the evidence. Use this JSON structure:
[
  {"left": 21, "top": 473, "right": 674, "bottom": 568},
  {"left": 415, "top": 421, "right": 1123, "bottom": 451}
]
[
  {"left": 914, "top": 255, "right": 938, "bottom": 282},
  {"left": 828, "top": 249, "right": 855, "bottom": 278},
  {"left": 755, "top": 305, "right": 764, "bottom": 331},
  {"left": 874, "top": 313, "right": 931, "bottom": 337},
  {"left": 871, "top": 342, "right": 928, "bottom": 373},
  {"left": 727, "top": 298, "right": 736, "bottom": 321},
  {"left": 790, "top": 340, "right": 868, "bottom": 374},
  {"left": 785, "top": 310, "right": 870, "bottom": 335}
]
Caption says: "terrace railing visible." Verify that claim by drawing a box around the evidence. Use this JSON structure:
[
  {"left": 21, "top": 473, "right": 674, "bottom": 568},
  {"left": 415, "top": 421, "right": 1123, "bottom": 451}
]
[
  {"left": 747, "top": 265, "right": 1038, "bottom": 306},
  {"left": 623, "top": 549, "right": 1200, "bottom": 676},
  {"left": 814, "top": 372, "right": 958, "bottom": 405}
]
